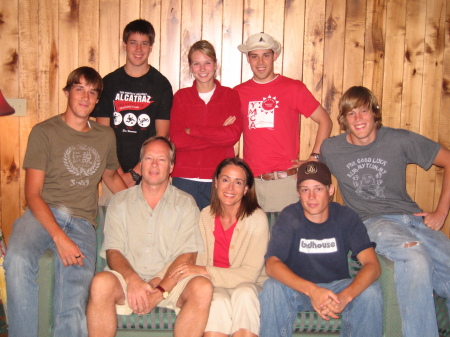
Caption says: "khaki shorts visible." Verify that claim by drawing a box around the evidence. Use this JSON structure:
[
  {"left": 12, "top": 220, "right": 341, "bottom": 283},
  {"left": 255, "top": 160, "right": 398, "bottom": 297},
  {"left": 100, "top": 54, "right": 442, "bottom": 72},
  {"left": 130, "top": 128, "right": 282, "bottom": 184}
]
[
  {"left": 106, "top": 270, "right": 206, "bottom": 315},
  {"left": 255, "top": 174, "right": 299, "bottom": 212}
]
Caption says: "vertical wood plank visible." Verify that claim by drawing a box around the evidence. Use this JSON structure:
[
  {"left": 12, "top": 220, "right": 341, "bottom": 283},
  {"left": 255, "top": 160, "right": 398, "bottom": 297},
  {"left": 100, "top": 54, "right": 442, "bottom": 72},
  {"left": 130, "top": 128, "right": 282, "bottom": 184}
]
[
  {"left": 283, "top": 0, "right": 306, "bottom": 81},
  {"left": 98, "top": 0, "right": 120, "bottom": 77},
  {"left": 179, "top": 0, "right": 202, "bottom": 89},
  {"left": 142, "top": 0, "right": 162, "bottom": 70},
  {"left": 439, "top": 0, "right": 450, "bottom": 236},
  {"left": 0, "top": 0, "right": 20, "bottom": 244},
  {"left": 342, "top": 0, "right": 366, "bottom": 88},
  {"left": 202, "top": 0, "right": 223, "bottom": 81},
  {"left": 401, "top": 0, "right": 426, "bottom": 201},
  {"left": 59, "top": 0, "right": 78, "bottom": 114},
  {"left": 323, "top": 0, "right": 347, "bottom": 204},
  {"left": 160, "top": 0, "right": 181, "bottom": 91},
  {"left": 362, "top": 0, "right": 386, "bottom": 99},
  {"left": 79, "top": 0, "right": 100, "bottom": 68},
  {"left": 300, "top": 0, "right": 325, "bottom": 160},
  {"left": 414, "top": 0, "right": 446, "bottom": 212},
  {"left": 222, "top": 0, "right": 244, "bottom": 87},
  {"left": 381, "top": 0, "right": 406, "bottom": 129},
  {"left": 17, "top": 0, "right": 40, "bottom": 241}
]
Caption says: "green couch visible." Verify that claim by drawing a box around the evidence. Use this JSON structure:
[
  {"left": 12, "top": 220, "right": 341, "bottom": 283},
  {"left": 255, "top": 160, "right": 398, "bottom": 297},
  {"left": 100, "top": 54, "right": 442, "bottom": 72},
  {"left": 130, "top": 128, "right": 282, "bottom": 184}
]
[{"left": 36, "top": 208, "right": 450, "bottom": 336}]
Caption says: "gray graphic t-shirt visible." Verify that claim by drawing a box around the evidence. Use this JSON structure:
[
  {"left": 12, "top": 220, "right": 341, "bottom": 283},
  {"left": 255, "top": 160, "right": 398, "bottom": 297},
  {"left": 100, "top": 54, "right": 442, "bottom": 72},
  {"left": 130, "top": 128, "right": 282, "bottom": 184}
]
[
  {"left": 321, "top": 127, "right": 440, "bottom": 220},
  {"left": 23, "top": 115, "right": 120, "bottom": 225}
]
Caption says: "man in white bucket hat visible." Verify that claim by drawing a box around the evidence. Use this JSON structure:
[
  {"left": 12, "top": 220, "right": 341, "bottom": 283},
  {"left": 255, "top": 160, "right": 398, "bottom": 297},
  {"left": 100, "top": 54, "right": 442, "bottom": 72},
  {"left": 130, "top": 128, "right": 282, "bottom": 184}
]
[{"left": 235, "top": 32, "right": 332, "bottom": 212}]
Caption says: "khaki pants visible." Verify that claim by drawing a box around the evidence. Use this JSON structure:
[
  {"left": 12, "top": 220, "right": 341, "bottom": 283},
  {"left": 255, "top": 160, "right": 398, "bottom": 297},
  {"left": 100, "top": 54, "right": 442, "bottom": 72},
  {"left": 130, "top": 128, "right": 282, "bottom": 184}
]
[
  {"left": 205, "top": 282, "right": 261, "bottom": 335},
  {"left": 255, "top": 174, "right": 298, "bottom": 212}
]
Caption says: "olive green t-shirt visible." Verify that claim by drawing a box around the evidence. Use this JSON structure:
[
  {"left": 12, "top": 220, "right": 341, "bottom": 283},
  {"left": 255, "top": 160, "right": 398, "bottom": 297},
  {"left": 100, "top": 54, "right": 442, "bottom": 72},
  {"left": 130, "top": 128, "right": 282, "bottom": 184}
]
[{"left": 23, "top": 115, "right": 120, "bottom": 225}]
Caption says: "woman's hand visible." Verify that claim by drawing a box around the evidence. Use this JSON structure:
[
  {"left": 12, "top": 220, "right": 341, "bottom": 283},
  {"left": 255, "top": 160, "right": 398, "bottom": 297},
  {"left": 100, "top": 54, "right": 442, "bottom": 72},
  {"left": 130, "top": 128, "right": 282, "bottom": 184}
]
[{"left": 168, "top": 263, "right": 210, "bottom": 282}]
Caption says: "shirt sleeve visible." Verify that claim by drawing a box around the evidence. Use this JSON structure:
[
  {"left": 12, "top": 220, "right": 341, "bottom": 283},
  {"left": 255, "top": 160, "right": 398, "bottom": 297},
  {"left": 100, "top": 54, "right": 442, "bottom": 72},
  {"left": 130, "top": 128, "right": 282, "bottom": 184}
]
[
  {"left": 294, "top": 80, "right": 320, "bottom": 118},
  {"left": 403, "top": 130, "right": 441, "bottom": 170},
  {"left": 23, "top": 125, "right": 50, "bottom": 171}
]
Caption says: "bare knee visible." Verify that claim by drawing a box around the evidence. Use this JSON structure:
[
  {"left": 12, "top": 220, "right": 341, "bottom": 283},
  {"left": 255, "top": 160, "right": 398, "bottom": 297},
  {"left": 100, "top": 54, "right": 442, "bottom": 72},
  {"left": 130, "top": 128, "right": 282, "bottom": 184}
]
[
  {"left": 89, "top": 271, "right": 123, "bottom": 303},
  {"left": 179, "top": 276, "right": 213, "bottom": 308}
]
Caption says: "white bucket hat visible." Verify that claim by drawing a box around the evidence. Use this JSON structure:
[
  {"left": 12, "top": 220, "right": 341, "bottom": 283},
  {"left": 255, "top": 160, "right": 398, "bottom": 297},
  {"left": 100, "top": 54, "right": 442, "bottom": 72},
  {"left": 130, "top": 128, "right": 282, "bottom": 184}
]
[{"left": 238, "top": 32, "right": 282, "bottom": 54}]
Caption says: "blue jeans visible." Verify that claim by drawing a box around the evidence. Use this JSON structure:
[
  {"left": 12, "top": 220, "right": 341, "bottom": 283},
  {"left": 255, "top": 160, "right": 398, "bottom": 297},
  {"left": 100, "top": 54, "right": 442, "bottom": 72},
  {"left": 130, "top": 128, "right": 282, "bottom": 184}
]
[
  {"left": 364, "top": 214, "right": 450, "bottom": 337},
  {"left": 4, "top": 208, "right": 97, "bottom": 337},
  {"left": 172, "top": 177, "right": 212, "bottom": 210},
  {"left": 259, "top": 278, "right": 382, "bottom": 337}
]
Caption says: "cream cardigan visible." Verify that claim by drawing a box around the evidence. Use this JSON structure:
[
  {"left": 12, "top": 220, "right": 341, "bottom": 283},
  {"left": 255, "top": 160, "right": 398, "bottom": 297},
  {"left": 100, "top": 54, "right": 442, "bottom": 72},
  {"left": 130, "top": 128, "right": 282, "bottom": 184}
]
[{"left": 196, "top": 206, "right": 269, "bottom": 288}]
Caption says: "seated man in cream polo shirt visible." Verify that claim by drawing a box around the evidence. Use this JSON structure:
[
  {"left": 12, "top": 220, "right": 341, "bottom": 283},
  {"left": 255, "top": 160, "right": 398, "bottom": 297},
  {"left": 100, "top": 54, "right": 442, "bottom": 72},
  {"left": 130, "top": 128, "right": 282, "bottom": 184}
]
[
  {"left": 234, "top": 32, "right": 332, "bottom": 212},
  {"left": 87, "top": 136, "right": 212, "bottom": 337}
]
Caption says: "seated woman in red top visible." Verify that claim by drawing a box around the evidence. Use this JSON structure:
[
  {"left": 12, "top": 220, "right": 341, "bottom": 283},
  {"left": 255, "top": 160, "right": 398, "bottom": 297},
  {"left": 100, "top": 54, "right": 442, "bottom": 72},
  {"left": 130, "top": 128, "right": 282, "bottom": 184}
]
[
  {"left": 170, "top": 158, "right": 269, "bottom": 337},
  {"left": 169, "top": 40, "right": 242, "bottom": 209}
]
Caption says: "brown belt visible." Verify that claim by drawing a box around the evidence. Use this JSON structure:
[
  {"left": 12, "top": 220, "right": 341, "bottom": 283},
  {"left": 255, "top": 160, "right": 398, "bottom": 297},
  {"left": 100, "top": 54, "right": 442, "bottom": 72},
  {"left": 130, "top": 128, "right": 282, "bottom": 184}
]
[{"left": 256, "top": 168, "right": 298, "bottom": 181}]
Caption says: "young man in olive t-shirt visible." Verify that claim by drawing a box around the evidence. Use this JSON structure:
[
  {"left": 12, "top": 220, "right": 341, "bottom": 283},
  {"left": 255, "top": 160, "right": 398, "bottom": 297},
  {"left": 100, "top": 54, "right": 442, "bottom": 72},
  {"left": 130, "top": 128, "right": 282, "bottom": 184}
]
[{"left": 4, "top": 67, "right": 126, "bottom": 337}]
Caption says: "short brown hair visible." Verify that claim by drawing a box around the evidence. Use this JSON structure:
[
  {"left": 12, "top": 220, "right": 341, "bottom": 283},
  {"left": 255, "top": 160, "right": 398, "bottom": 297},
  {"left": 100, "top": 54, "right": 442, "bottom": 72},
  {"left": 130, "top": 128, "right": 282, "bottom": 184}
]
[
  {"left": 123, "top": 19, "right": 155, "bottom": 46},
  {"left": 210, "top": 158, "right": 260, "bottom": 220},
  {"left": 338, "top": 86, "right": 382, "bottom": 131},
  {"left": 63, "top": 66, "right": 103, "bottom": 96},
  {"left": 139, "top": 136, "right": 175, "bottom": 164},
  {"left": 188, "top": 40, "right": 217, "bottom": 65}
]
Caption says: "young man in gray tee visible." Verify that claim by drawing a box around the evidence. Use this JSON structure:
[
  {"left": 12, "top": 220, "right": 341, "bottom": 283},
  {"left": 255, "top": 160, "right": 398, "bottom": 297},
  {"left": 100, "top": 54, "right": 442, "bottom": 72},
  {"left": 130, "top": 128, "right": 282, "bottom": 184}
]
[{"left": 321, "top": 86, "right": 450, "bottom": 337}]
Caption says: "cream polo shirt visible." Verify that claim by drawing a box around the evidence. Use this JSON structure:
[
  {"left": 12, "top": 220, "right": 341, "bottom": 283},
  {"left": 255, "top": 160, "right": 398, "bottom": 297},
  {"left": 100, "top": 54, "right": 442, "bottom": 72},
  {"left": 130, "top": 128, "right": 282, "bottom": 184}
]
[{"left": 101, "top": 184, "right": 203, "bottom": 281}]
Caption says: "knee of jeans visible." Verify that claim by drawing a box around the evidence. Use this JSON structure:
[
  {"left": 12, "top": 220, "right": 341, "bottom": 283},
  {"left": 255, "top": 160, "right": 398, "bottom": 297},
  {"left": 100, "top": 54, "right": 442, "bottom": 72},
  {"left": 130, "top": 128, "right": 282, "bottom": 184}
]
[
  {"left": 362, "top": 281, "right": 382, "bottom": 301},
  {"left": 4, "top": 248, "right": 36, "bottom": 275}
]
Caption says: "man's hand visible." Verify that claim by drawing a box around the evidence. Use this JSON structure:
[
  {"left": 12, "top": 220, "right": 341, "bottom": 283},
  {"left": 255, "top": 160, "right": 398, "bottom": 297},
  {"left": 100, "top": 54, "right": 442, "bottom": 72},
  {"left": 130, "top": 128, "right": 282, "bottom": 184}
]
[
  {"left": 308, "top": 285, "right": 341, "bottom": 320},
  {"left": 414, "top": 210, "right": 447, "bottom": 231},
  {"left": 126, "top": 274, "right": 158, "bottom": 315},
  {"left": 53, "top": 232, "right": 85, "bottom": 267},
  {"left": 318, "top": 292, "right": 351, "bottom": 319}
]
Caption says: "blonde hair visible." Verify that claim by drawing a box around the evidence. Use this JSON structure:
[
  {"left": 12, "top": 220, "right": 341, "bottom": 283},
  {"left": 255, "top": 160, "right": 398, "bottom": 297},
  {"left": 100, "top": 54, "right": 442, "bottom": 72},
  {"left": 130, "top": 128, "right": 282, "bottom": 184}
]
[{"left": 188, "top": 40, "right": 217, "bottom": 65}]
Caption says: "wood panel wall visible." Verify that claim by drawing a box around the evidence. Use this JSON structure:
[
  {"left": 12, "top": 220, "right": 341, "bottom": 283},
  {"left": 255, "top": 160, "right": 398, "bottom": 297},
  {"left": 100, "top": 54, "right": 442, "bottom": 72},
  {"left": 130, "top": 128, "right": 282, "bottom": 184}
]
[{"left": 0, "top": 0, "right": 449, "bottom": 243}]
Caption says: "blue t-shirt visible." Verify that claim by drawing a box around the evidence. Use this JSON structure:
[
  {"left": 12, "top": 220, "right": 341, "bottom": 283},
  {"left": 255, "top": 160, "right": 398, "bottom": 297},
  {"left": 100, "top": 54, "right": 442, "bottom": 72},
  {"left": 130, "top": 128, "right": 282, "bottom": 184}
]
[{"left": 265, "top": 202, "right": 374, "bottom": 283}]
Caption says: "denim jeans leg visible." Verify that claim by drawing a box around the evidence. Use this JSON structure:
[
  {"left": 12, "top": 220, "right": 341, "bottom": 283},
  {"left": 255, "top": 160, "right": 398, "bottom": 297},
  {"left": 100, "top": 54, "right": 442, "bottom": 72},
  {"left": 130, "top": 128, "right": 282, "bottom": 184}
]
[
  {"left": 259, "top": 278, "right": 303, "bottom": 337},
  {"left": 52, "top": 209, "right": 96, "bottom": 337},
  {"left": 4, "top": 210, "right": 54, "bottom": 337},
  {"left": 172, "top": 178, "right": 212, "bottom": 210},
  {"left": 407, "top": 215, "right": 450, "bottom": 312},
  {"left": 364, "top": 215, "right": 439, "bottom": 337},
  {"left": 326, "top": 279, "right": 383, "bottom": 337}
]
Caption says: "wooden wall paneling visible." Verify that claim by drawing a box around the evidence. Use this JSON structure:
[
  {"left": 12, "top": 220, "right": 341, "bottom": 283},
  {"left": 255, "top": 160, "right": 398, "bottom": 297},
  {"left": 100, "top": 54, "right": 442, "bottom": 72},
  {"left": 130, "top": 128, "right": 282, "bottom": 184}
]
[
  {"left": 98, "top": 0, "right": 120, "bottom": 77},
  {"left": 0, "top": 0, "right": 20, "bottom": 244},
  {"left": 202, "top": 0, "right": 223, "bottom": 82},
  {"left": 58, "top": 0, "right": 80, "bottom": 113},
  {"left": 142, "top": 0, "right": 162, "bottom": 70},
  {"left": 16, "top": 0, "right": 40, "bottom": 245},
  {"left": 362, "top": 0, "right": 386, "bottom": 99},
  {"left": 263, "top": 0, "right": 285, "bottom": 76},
  {"left": 322, "top": 0, "right": 346, "bottom": 134},
  {"left": 439, "top": 0, "right": 450, "bottom": 236},
  {"left": 160, "top": 0, "right": 182, "bottom": 92},
  {"left": 179, "top": 0, "right": 202, "bottom": 89},
  {"left": 241, "top": 0, "right": 265, "bottom": 83},
  {"left": 42, "top": 0, "right": 59, "bottom": 117},
  {"left": 221, "top": 0, "right": 244, "bottom": 88},
  {"left": 300, "top": 0, "right": 325, "bottom": 160},
  {"left": 342, "top": 0, "right": 366, "bottom": 88},
  {"left": 323, "top": 0, "right": 347, "bottom": 205},
  {"left": 414, "top": 0, "right": 446, "bottom": 213},
  {"left": 119, "top": 0, "right": 141, "bottom": 66},
  {"left": 401, "top": 0, "right": 426, "bottom": 201},
  {"left": 283, "top": 0, "right": 306, "bottom": 81},
  {"left": 79, "top": 0, "right": 100, "bottom": 68},
  {"left": 380, "top": 0, "right": 406, "bottom": 129}
]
